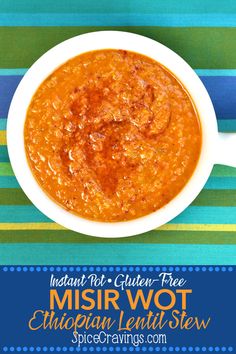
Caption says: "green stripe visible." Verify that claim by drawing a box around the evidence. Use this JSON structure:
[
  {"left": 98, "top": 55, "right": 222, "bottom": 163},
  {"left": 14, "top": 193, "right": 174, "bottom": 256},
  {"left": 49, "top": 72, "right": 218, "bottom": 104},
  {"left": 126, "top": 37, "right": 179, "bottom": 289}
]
[
  {"left": 0, "top": 163, "right": 13, "bottom": 176},
  {"left": 211, "top": 165, "right": 236, "bottom": 177},
  {"left": 0, "top": 189, "right": 30, "bottom": 204},
  {"left": 192, "top": 190, "right": 236, "bottom": 207},
  {"left": 0, "top": 244, "right": 235, "bottom": 265},
  {"left": 0, "top": 230, "right": 235, "bottom": 244},
  {"left": 0, "top": 27, "right": 235, "bottom": 68},
  {"left": 1, "top": 188, "right": 236, "bottom": 207},
  {"left": 1, "top": 0, "right": 235, "bottom": 14}
]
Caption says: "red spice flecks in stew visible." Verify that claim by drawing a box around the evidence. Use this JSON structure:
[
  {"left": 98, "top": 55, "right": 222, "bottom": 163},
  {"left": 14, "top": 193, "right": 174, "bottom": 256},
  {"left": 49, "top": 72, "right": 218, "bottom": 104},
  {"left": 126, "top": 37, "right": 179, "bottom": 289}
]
[{"left": 24, "top": 49, "right": 201, "bottom": 221}]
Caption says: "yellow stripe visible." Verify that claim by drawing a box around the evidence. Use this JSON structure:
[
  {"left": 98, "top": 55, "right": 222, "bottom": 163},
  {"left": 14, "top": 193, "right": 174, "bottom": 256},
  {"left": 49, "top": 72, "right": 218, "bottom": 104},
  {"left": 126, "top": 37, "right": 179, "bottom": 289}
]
[
  {"left": 157, "top": 224, "right": 236, "bottom": 231},
  {"left": 0, "top": 223, "right": 235, "bottom": 231},
  {"left": 0, "top": 223, "right": 66, "bottom": 230},
  {"left": 0, "top": 131, "right": 6, "bottom": 145}
]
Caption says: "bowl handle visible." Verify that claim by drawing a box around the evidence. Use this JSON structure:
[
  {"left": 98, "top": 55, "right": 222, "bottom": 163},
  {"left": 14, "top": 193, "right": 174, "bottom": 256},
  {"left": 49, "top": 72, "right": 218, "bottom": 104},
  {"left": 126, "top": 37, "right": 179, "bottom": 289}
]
[{"left": 215, "top": 133, "right": 236, "bottom": 167}]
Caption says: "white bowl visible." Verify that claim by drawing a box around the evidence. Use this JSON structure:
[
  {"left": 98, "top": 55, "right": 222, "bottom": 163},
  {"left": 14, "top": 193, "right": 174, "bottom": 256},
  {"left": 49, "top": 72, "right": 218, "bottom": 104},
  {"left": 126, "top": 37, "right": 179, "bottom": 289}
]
[{"left": 7, "top": 31, "right": 236, "bottom": 238}]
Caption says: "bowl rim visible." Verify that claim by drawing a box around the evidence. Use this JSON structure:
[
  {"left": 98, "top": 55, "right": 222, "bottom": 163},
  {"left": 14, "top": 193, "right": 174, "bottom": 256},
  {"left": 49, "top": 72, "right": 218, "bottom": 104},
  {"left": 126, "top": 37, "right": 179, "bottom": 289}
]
[{"left": 7, "top": 30, "right": 217, "bottom": 238}]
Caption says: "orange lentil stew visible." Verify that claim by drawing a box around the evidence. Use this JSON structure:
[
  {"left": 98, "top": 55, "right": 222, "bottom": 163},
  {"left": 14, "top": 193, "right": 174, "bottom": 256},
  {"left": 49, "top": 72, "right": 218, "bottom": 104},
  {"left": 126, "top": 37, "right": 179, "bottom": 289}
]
[{"left": 24, "top": 49, "right": 201, "bottom": 222}]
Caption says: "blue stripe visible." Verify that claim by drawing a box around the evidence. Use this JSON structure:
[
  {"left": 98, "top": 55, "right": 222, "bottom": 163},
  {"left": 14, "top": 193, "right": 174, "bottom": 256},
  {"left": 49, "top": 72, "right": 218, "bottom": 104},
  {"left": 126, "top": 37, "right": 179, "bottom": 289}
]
[
  {"left": 1, "top": 69, "right": 236, "bottom": 76},
  {"left": 200, "top": 77, "right": 236, "bottom": 119},
  {"left": 0, "top": 244, "right": 235, "bottom": 265},
  {"left": 1, "top": 75, "right": 236, "bottom": 119},
  {"left": 0, "top": 76, "right": 22, "bottom": 118},
  {"left": 0, "top": 177, "right": 20, "bottom": 188},
  {"left": 0, "top": 206, "right": 235, "bottom": 223},
  {"left": 0, "top": 13, "right": 236, "bottom": 27}
]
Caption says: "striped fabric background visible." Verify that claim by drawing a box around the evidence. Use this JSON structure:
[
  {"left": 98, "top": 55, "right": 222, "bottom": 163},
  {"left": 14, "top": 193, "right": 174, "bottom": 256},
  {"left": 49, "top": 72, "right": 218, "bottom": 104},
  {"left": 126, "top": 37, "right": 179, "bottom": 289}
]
[{"left": 0, "top": 0, "right": 236, "bottom": 265}]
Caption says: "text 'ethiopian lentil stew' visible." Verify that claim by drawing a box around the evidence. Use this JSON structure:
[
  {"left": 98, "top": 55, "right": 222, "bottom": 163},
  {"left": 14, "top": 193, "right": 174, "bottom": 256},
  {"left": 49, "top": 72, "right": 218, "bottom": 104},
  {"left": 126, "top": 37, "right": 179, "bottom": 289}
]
[{"left": 24, "top": 50, "right": 201, "bottom": 221}]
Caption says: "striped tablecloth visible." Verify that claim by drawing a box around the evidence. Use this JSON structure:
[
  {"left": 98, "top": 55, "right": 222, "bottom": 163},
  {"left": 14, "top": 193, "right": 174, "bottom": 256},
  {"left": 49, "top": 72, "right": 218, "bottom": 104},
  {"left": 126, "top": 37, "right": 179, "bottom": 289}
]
[{"left": 0, "top": 0, "right": 236, "bottom": 265}]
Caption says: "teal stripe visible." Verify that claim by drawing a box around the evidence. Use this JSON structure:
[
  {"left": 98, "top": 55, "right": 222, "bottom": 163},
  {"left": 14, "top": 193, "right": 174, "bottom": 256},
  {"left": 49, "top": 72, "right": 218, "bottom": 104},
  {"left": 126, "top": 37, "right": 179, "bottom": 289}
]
[
  {"left": 2, "top": 69, "right": 236, "bottom": 76},
  {"left": 2, "top": 120, "right": 235, "bottom": 132},
  {"left": 218, "top": 120, "right": 236, "bottom": 132},
  {"left": 0, "top": 119, "right": 6, "bottom": 130},
  {"left": 1, "top": 0, "right": 235, "bottom": 14},
  {"left": 0, "top": 206, "right": 236, "bottom": 223},
  {"left": 0, "top": 177, "right": 20, "bottom": 188},
  {"left": 1, "top": 176, "right": 236, "bottom": 190},
  {"left": 204, "top": 177, "right": 236, "bottom": 190},
  {"left": 171, "top": 207, "right": 236, "bottom": 224},
  {"left": 0, "top": 206, "right": 51, "bottom": 222},
  {"left": 0, "top": 119, "right": 235, "bottom": 134},
  {"left": 195, "top": 69, "right": 236, "bottom": 76},
  {"left": 0, "top": 244, "right": 235, "bottom": 265},
  {"left": 0, "top": 69, "right": 27, "bottom": 75},
  {"left": 0, "top": 13, "right": 236, "bottom": 27},
  {"left": 0, "top": 146, "right": 8, "bottom": 162},
  {"left": 0, "top": 120, "right": 235, "bottom": 136},
  {"left": 0, "top": 118, "right": 227, "bottom": 135}
]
